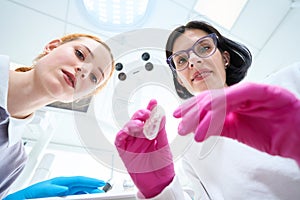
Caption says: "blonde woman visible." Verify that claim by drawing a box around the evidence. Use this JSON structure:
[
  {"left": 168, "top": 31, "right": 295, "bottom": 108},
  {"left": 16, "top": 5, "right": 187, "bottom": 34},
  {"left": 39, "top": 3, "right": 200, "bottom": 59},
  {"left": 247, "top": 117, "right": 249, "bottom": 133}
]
[{"left": 1, "top": 33, "right": 114, "bottom": 199}]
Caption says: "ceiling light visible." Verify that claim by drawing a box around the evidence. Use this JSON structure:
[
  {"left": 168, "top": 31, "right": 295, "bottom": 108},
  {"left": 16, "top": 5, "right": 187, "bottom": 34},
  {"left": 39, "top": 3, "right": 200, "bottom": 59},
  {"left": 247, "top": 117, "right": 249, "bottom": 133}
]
[{"left": 81, "top": 0, "right": 152, "bottom": 31}]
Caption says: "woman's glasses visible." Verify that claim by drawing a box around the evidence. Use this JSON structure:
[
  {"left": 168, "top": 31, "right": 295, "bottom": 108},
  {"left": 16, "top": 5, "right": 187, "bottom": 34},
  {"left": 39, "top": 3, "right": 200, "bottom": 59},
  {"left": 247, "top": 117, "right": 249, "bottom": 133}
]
[{"left": 167, "top": 33, "right": 218, "bottom": 72}]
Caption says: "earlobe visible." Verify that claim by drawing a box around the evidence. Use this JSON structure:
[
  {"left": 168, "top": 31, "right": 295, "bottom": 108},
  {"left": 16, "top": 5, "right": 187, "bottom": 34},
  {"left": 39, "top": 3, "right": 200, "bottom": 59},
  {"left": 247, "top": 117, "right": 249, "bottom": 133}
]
[
  {"left": 177, "top": 77, "right": 184, "bottom": 86},
  {"left": 44, "top": 39, "right": 62, "bottom": 53},
  {"left": 223, "top": 51, "right": 230, "bottom": 66}
]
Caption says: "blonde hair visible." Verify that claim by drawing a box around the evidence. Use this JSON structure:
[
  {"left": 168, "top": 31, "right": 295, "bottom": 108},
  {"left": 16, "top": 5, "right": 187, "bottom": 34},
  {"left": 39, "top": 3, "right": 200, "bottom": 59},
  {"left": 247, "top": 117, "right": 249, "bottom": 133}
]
[{"left": 15, "top": 33, "right": 115, "bottom": 94}]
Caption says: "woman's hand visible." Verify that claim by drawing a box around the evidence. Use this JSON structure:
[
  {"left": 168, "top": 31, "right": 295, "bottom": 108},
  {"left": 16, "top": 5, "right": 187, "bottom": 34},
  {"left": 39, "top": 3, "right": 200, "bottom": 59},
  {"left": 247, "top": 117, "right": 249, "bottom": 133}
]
[
  {"left": 174, "top": 82, "right": 300, "bottom": 166},
  {"left": 115, "top": 99, "right": 175, "bottom": 198},
  {"left": 4, "top": 176, "right": 106, "bottom": 200}
]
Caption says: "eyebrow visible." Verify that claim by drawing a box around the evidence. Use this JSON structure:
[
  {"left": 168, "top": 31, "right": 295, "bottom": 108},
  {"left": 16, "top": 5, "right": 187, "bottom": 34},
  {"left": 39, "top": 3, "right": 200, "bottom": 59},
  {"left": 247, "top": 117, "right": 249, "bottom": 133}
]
[
  {"left": 82, "top": 45, "right": 105, "bottom": 80},
  {"left": 82, "top": 45, "right": 94, "bottom": 58},
  {"left": 98, "top": 67, "right": 105, "bottom": 80}
]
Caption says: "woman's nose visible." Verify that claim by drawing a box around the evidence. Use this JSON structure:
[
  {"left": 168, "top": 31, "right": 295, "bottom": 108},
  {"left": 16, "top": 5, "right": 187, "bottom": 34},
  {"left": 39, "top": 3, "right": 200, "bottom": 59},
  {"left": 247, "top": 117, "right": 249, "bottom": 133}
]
[
  {"left": 76, "top": 67, "right": 81, "bottom": 73},
  {"left": 188, "top": 53, "right": 201, "bottom": 69},
  {"left": 76, "top": 67, "right": 87, "bottom": 78}
]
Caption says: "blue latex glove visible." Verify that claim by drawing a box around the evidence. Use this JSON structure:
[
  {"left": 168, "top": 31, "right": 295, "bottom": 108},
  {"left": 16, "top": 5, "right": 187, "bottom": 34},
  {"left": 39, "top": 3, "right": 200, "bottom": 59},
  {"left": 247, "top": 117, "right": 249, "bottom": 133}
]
[{"left": 4, "top": 176, "right": 106, "bottom": 200}]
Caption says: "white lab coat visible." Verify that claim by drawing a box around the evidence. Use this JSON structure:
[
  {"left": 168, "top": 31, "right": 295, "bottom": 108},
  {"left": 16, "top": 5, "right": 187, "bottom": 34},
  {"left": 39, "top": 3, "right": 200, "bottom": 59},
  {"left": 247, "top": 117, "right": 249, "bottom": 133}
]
[
  {"left": 138, "top": 138, "right": 300, "bottom": 200},
  {"left": 0, "top": 55, "right": 33, "bottom": 198},
  {"left": 138, "top": 62, "right": 300, "bottom": 200},
  {"left": 261, "top": 61, "right": 300, "bottom": 98}
]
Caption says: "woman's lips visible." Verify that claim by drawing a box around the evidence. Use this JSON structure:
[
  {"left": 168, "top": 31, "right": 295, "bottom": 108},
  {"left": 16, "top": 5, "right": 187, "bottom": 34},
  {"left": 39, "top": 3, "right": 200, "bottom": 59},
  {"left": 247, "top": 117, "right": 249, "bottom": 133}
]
[
  {"left": 191, "top": 70, "right": 212, "bottom": 82},
  {"left": 62, "top": 70, "right": 76, "bottom": 88}
]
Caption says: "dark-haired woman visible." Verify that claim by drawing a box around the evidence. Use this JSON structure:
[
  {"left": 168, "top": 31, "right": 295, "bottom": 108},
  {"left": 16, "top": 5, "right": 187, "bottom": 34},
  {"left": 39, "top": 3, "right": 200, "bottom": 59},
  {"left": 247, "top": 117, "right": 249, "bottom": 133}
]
[{"left": 115, "top": 21, "right": 300, "bottom": 199}]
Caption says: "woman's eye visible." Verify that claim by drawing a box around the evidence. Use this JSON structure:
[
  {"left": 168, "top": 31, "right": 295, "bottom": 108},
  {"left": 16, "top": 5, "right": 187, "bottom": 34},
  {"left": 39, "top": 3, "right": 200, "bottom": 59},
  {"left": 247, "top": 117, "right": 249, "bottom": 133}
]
[
  {"left": 197, "top": 44, "right": 211, "bottom": 54},
  {"left": 89, "top": 73, "right": 98, "bottom": 84},
  {"left": 175, "top": 55, "right": 187, "bottom": 66},
  {"left": 178, "top": 57, "right": 187, "bottom": 65},
  {"left": 75, "top": 49, "right": 85, "bottom": 61}
]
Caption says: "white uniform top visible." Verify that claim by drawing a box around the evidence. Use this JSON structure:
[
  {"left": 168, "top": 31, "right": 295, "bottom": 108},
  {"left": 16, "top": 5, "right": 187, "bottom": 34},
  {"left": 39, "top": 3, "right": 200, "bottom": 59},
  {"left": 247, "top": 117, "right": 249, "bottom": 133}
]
[
  {"left": 137, "top": 62, "right": 300, "bottom": 200},
  {"left": 0, "top": 55, "right": 33, "bottom": 198},
  {"left": 261, "top": 61, "right": 300, "bottom": 98}
]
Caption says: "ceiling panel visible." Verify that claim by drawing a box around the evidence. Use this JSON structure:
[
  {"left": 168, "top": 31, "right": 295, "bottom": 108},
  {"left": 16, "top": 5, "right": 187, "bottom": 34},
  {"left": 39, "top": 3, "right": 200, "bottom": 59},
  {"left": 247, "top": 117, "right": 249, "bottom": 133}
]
[
  {"left": 245, "top": 6, "right": 300, "bottom": 81},
  {"left": 0, "top": 0, "right": 66, "bottom": 65},
  {"left": 231, "top": 0, "right": 291, "bottom": 49},
  {"left": 7, "top": 0, "right": 69, "bottom": 20}
]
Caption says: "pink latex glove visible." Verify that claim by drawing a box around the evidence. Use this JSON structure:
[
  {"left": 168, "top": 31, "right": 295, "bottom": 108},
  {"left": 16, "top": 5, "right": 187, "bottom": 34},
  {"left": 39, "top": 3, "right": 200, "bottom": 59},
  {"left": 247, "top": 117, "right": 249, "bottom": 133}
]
[
  {"left": 173, "top": 82, "right": 300, "bottom": 166},
  {"left": 115, "top": 99, "right": 175, "bottom": 198}
]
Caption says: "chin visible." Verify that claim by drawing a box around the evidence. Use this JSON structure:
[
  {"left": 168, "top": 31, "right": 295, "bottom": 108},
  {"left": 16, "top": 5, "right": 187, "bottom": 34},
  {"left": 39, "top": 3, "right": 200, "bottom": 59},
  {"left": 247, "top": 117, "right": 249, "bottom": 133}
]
[
  {"left": 61, "top": 96, "right": 75, "bottom": 103},
  {"left": 53, "top": 93, "right": 74, "bottom": 103},
  {"left": 192, "top": 84, "right": 209, "bottom": 93}
]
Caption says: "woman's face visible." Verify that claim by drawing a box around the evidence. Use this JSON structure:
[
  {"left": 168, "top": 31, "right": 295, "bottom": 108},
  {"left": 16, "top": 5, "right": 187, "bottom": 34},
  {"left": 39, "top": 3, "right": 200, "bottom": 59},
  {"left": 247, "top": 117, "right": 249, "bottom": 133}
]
[
  {"left": 172, "top": 29, "right": 229, "bottom": 94},
  {"left": 35, "top": 37, "right": 113, "bottom": 102}
]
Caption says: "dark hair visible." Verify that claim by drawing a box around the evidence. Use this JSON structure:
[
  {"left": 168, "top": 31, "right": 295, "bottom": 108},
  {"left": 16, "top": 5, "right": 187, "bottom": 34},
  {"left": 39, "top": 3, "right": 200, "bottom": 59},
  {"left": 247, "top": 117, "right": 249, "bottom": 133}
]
[{"left": 165, "top": 21, "right": 252, "bottom": 99}]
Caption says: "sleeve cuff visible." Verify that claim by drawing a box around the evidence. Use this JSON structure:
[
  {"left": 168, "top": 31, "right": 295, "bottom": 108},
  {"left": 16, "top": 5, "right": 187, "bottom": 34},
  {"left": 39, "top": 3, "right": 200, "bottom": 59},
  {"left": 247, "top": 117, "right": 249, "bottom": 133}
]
[{"left": 137, "top": 175, "right": 190, "bottom": 200}]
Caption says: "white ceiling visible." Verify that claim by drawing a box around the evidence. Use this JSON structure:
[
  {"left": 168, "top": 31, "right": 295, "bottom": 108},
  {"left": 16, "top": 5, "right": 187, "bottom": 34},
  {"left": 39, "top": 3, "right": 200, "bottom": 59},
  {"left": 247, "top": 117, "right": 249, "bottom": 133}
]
[{"left": 1, "top": 0, "right": 300, "bottom": 161}]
